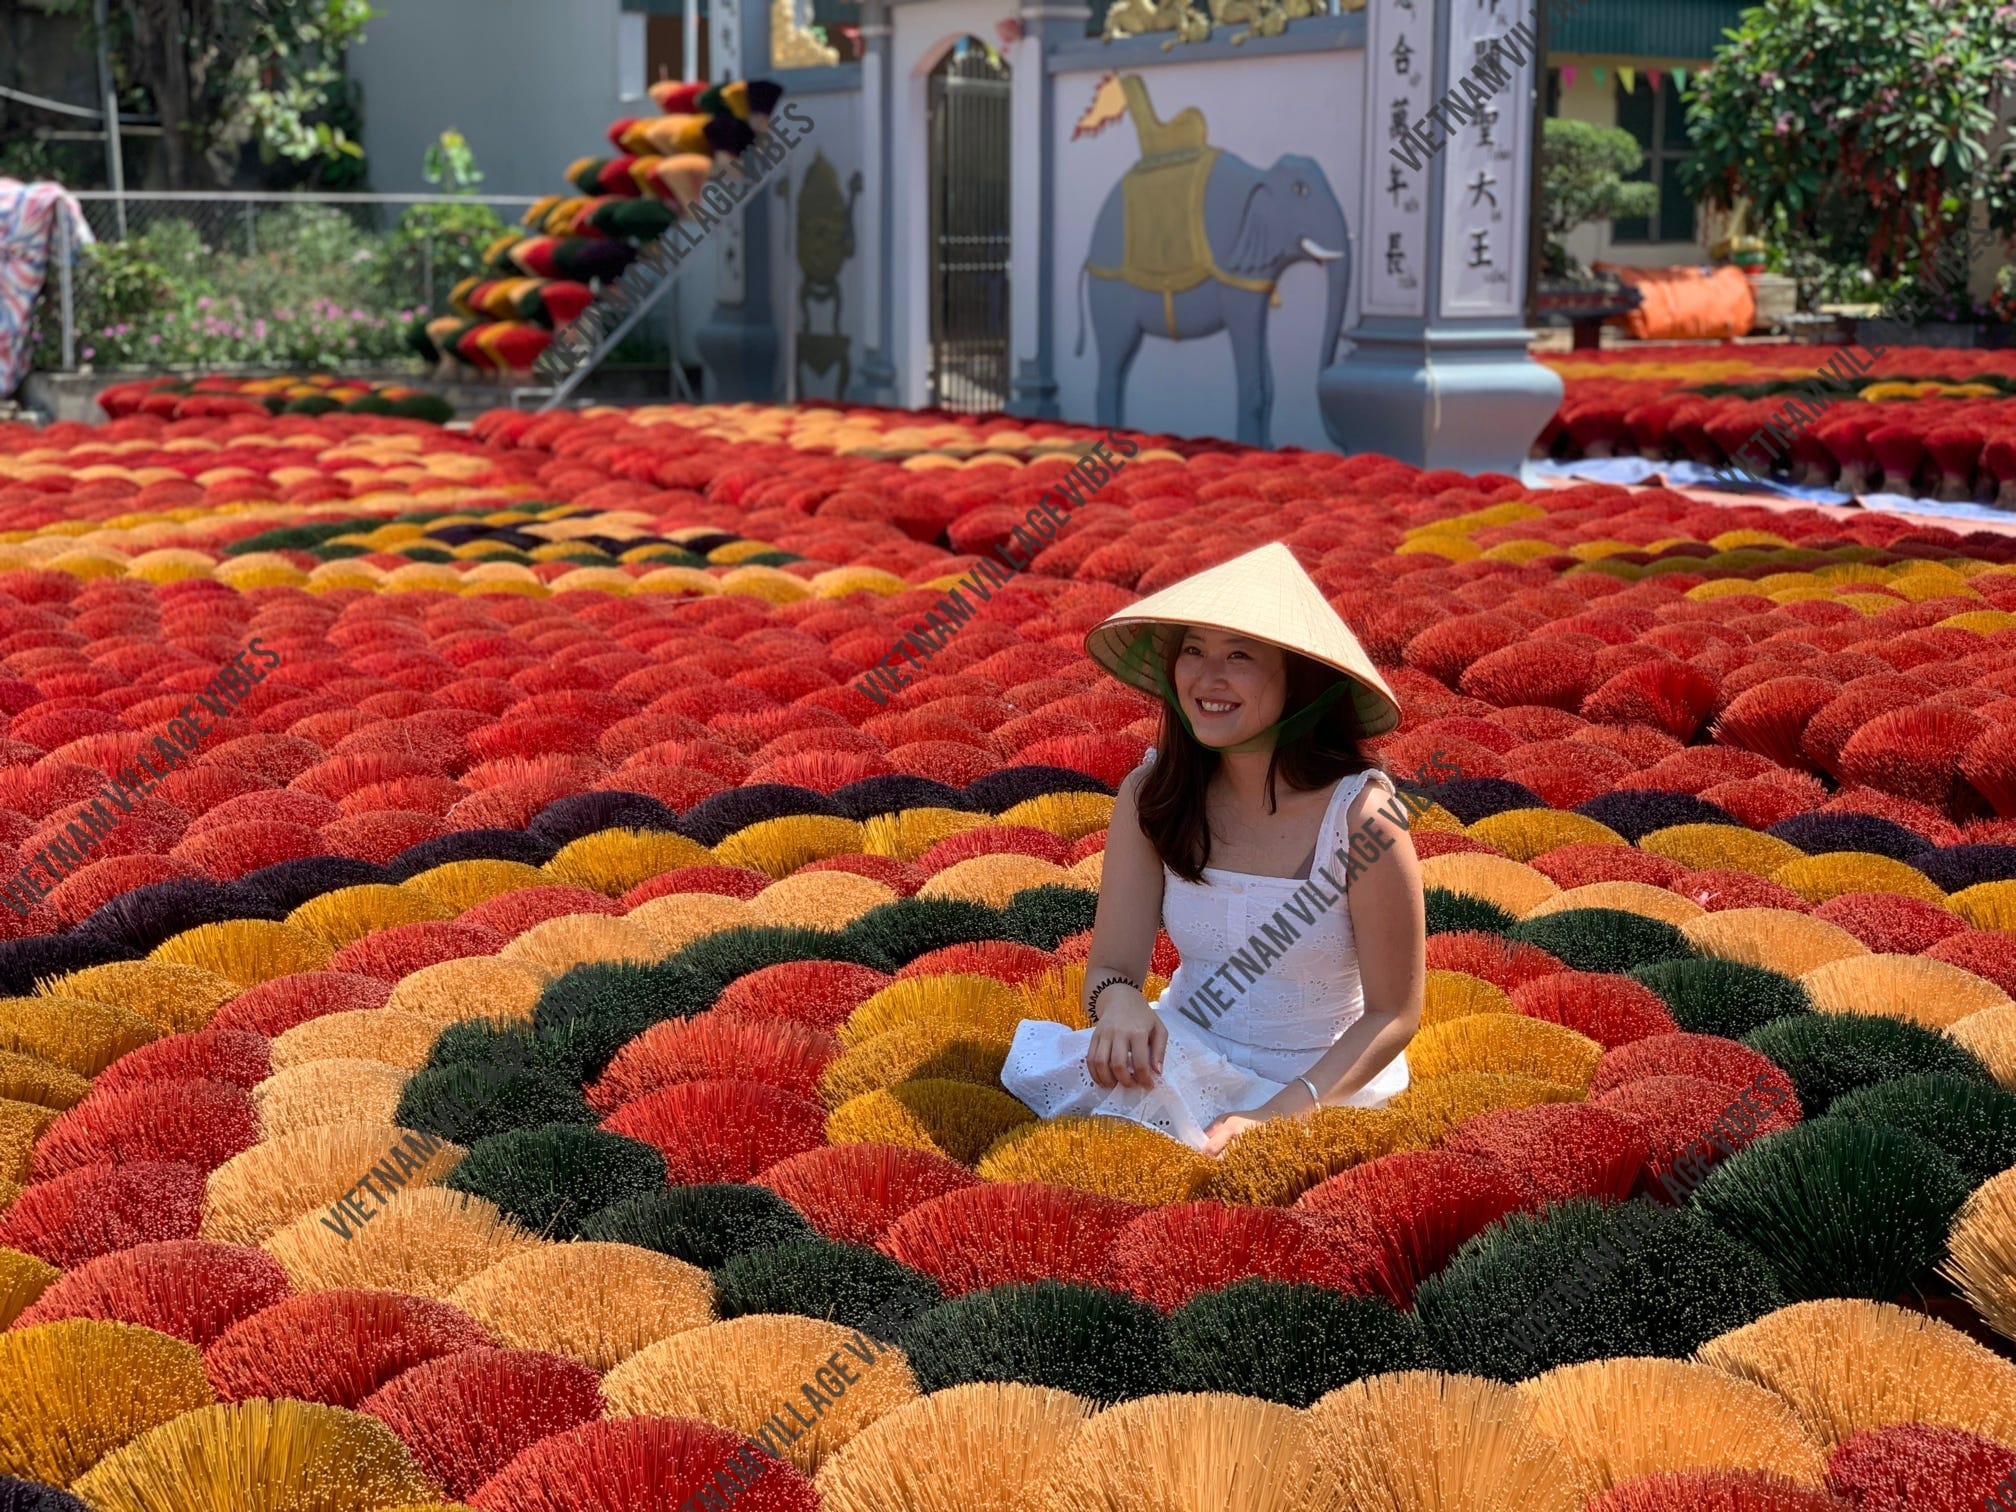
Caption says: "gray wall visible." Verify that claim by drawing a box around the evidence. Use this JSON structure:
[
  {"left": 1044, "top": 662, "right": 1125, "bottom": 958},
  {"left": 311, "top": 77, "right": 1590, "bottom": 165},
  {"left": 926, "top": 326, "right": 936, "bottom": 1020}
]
[{"left": 348, "top": 0, "right": 635, "bottom": 196}]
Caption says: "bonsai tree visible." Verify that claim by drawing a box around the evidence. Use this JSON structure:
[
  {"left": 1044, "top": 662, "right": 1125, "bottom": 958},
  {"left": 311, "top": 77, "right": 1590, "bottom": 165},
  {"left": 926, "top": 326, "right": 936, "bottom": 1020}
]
[
  {"left": 1539, "top": 118, "right": 1661, "bottom": 279},
  {"left": 1682, "top": 0, "right": 2016, "bottom": 289}
]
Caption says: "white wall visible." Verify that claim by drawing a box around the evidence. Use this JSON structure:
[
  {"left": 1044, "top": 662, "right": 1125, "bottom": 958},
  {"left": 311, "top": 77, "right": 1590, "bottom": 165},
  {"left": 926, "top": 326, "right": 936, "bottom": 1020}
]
[
  {"left": 350, "top": 0, "right": 637, "bottom": 197},
  {"left": 1046, "top": 51, "right": 1367, "bottom": 452},
  {"left": 766, "top": 91, "right": 867, "bottom": 401}
]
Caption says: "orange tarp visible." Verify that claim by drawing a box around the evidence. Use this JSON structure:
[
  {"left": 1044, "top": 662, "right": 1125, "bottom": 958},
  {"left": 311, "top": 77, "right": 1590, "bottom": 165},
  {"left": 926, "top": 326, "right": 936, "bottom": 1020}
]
[{"left": 1596, "top": 263, "right": 1758, "bottom": 341}]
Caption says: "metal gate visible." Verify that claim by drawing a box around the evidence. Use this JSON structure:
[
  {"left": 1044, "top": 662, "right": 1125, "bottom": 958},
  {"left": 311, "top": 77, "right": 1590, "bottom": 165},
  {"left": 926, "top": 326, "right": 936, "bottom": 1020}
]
[{"left": 926, "top": 39, "right": 1012, "bottom": 413}]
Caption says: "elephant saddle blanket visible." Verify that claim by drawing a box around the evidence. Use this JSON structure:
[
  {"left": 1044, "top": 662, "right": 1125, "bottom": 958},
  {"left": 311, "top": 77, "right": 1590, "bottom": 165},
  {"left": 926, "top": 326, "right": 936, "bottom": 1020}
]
[{"left": 1085, "top": 146, "right": 1276, "bottom": 311}]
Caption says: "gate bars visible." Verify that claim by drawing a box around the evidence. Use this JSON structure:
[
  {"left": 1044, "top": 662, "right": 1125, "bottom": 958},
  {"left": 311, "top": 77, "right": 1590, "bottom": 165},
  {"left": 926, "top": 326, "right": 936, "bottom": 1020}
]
[{"left": 927, "top": 40, "right": 1013, "bottom": 413}]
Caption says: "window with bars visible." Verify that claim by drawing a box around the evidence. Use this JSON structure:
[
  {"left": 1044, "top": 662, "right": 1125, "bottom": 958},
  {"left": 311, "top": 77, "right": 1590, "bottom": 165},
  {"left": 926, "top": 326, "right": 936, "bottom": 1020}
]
[{"left": 1613, "top": 73, "right": 1696, "bottom": 244}]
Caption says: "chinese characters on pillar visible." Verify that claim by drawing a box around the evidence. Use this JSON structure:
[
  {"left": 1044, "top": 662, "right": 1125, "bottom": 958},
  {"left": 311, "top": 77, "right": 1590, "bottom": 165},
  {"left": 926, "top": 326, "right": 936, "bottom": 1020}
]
[
  {"left": 1438, "top": 2, "right": 1532, "bottom": 318},
  {"left": 1363, "top": 0, "right": 1434, "bottom": 316}
]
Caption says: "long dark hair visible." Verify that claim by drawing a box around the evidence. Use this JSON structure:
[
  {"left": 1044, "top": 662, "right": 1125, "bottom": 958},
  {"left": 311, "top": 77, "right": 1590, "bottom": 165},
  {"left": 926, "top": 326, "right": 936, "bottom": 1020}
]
[{"left": 1135, "top": 633, "right": 1384, "bottom": 883}]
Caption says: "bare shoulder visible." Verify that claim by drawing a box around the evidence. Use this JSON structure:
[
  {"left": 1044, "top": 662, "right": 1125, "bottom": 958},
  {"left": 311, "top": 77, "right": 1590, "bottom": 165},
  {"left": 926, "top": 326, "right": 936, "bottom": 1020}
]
[
  {"left": 1115, "top": 756, "right": 1155, "bottom": 805},
  {"left": 1343, "top": 766, "right": 1421, "bottom": 858},
  {"left": 1342, "top": 765, "right": 1401, "bottom": 825}
]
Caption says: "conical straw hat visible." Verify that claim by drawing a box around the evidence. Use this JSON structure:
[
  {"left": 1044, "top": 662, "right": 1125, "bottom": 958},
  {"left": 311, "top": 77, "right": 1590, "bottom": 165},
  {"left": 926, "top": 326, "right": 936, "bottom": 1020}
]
[{"left": 1084, "top": 541, "right": 1402, "bottom": 737}]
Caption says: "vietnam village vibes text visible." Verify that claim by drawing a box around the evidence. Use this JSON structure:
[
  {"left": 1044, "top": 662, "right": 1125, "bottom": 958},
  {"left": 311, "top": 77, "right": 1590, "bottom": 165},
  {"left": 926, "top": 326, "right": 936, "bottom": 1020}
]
[{"left": 1, "top": 638, "right": 284, "bottom": 916}]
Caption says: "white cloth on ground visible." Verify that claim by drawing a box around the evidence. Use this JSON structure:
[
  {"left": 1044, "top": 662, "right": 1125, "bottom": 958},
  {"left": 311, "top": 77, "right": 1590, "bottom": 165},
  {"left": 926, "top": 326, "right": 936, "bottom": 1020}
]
[{"left": 1000, "top": 751, "right": 1410, "bottom": 1152}]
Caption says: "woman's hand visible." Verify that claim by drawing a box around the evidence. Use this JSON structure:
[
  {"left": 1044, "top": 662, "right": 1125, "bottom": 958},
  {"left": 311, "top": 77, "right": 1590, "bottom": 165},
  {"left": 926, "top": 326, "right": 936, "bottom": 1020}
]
[
  {"left": 1201, "top": 1112, "right": 1264, "bottom": 1157},
  {"left": 1085, "top": 990, "right": 1166, "bottom": 1090}
]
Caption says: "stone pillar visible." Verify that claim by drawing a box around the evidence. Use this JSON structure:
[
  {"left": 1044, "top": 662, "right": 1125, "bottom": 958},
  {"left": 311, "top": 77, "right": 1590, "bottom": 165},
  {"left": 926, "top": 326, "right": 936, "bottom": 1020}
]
[
  {"left": 1006, "top": 0, "right": 1085, "bottom": 419},
  {"left": 1317, "top": 0, "right": 1561, "bottom": 473},
  {"left": 697, "top": 0, "right": 783, "bottom": 401},
  {"left": 850, "top": 0, "right": 900, "bottom": 403}
]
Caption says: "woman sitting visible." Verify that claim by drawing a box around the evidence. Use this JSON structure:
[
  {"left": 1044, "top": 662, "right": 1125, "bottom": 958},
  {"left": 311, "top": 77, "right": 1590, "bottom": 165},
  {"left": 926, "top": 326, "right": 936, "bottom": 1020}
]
[{"left": 1001, "top": 542, "right": 1425, "bottom": 1156}]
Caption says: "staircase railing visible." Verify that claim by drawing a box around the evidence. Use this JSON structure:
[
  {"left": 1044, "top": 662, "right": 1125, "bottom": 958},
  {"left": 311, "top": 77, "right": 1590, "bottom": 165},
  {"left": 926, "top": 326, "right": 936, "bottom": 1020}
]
[{"left": 521, "top": 141, "right": 788, "bottom": 413}]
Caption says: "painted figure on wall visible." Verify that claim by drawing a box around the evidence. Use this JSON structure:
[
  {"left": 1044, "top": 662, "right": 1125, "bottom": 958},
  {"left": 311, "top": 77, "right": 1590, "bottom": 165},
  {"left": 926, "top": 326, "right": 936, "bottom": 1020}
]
[
  {"left": 795, "top": 151, "right": 862, "bottom": 399},
  {"left": 1074, "top": 73, "right": 1351, "bottom": 448}
]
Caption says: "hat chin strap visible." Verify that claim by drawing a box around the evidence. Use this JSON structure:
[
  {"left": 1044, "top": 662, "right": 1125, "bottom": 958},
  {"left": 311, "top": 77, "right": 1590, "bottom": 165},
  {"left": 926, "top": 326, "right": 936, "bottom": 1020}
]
[{"left": 1118, "top": 627, "right": 1353, "bottom": 755}]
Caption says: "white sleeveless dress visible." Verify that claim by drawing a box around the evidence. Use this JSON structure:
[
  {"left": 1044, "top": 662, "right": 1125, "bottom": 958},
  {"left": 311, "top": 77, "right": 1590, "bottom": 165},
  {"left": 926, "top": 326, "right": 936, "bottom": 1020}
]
[{"left": 1000, "top": 752, "right": 1411, "bottom": 1152}]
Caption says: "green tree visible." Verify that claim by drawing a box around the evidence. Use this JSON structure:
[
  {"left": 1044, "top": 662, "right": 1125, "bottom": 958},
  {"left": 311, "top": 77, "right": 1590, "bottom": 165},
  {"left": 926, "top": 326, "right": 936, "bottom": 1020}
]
[
  {"left": 1681, "top": 0, "right": 2016, "bottom": 283},
  {"left": 423, "top": 129, "right": 483, "bottom": 194},
  {"left": 1539, "top": 118, "right": 1661, "bottom": 278},
  {"left": 55, "top": 0, "right": 376, "bottom": 187},
  {"left": 379, "top": 131, "right": 506, "bottom": 312}
]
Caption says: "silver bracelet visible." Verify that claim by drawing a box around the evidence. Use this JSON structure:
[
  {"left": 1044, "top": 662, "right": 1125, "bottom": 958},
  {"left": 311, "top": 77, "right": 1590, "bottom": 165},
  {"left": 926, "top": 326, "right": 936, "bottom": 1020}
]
[{"left": 1298, "top": 1076, "right": 1323, "bottom": 1109}]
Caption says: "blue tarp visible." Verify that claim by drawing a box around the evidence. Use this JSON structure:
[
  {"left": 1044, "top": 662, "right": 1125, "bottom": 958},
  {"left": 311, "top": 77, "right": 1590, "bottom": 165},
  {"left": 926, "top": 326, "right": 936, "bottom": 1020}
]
[{"left": 1520, "top": 458, "right": 2016, "bottom": 529}]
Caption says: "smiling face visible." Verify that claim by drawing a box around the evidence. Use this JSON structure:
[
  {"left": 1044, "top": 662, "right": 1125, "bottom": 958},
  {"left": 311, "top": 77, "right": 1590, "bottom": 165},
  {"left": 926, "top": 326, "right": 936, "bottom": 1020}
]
[{"left": 1169, "top": 626, "right": 1290, "bottom": 749}]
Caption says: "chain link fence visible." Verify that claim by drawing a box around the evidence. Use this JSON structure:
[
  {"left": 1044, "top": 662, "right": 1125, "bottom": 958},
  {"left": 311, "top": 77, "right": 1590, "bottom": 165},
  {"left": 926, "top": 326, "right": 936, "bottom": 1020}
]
[{"left": 40, "top": 190, "right": 540, "bottom": 375}]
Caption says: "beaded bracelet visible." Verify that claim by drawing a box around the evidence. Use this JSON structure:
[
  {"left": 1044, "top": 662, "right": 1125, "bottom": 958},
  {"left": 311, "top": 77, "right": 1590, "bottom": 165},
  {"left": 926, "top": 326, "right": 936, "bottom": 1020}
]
[{"left": 1085, "top": 972, "right": 1138, "bottom": 1023}]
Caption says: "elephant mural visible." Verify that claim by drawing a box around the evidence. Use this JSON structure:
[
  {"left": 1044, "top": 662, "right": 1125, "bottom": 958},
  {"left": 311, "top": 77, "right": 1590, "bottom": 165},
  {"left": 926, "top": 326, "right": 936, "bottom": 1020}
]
[{"left": 1073, "top": 74, "right": 1351, "bottom": 449}]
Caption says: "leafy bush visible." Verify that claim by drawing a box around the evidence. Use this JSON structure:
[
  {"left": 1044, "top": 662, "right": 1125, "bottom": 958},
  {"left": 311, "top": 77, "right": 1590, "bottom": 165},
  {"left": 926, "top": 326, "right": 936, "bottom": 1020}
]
[
  {"left": 32, "top": 135, "right": 511, "bottom": 373},
  {"left": 1682, "top": 0, "right": 2016, "bottom": 282},
  {"left": 0, "top": 136, "right": 93, "bottom": 186},
  {"left": 379, "top": 133, "right": 506, "bottom": 313},
  {"left": 38, "top": 222, "right": 189, "bottom": 369},
  {"left": 1539, "top": 119, "right": 1660, "bottom": 279},
  {"left": 229, "top": 204, "right": 382, "bottom": 311},
  {"left": 38, "top": 211, "right": 422, "bottom": 372},
  {"left": 378, "top": 201, "right": 506, "bottom": 315}
]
